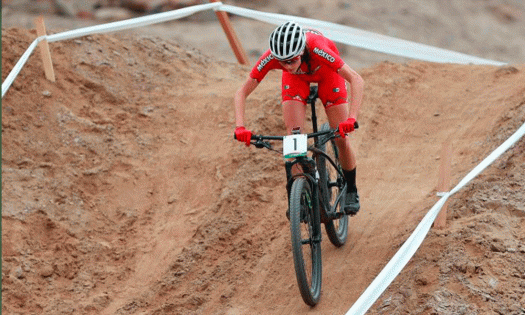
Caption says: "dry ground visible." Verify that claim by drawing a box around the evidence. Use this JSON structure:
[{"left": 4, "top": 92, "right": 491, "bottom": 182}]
[
  {"left": 2, "top": 1, "right": 525, "bottom": 314},
  {"left": 2, "top": 27, "right": 524, "bottom": 314}
]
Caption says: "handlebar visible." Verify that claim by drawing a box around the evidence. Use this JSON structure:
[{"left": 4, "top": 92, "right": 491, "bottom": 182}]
[{"left": 234, "top": 122, "right": 358, "bottom": 150}]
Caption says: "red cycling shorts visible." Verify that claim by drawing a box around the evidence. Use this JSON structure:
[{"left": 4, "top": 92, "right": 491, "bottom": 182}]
[{"left": 281, "top": 68, "right": 348, "bottom": 108}]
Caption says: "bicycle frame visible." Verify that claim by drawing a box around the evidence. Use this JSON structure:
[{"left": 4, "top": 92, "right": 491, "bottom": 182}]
[
  {"left": 245, "top": 85, "right": 351, "bottom": 221},
  {"left": 285, "top": 138, "right": 347, "bottom": 222},
  {"left": 236, "top": 85, "right": 358, "bottom": 306}
]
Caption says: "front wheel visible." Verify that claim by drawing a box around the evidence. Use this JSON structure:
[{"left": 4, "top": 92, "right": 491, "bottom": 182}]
[
  {"left": 289, "top": 177, "right": 322, "bottom": 306},
  {"left": 318, "top": 122, "right": 348, "bottom": 247}
]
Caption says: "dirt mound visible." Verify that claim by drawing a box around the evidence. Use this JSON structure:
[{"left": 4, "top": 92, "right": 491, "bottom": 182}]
[{"left": 2, "top": 27, "right": 525, "bottom": 314}]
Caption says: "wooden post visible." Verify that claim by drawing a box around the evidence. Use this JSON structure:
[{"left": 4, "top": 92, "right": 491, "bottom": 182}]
[
  {"left": 209, "top": 0, "right": 250, "bottom": 66},
  {"left": 434, "top": 142, "right": 452, "bottom": 229},
  {"left": 35, "top": 16, "right": 56, "bottom": 82}
]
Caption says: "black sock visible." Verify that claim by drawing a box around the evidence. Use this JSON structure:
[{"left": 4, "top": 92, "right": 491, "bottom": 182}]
[{"left": 343, "top": 168, "right": 357, "bottom": 192}]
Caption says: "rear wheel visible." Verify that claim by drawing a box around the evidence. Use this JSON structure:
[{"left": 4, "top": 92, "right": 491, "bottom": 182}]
[
  {"left": 289, "top": 177, "right": 322, "bottom": 306},
  {"left": 318, "top": 122, "right": 348, "bottom": 247}
]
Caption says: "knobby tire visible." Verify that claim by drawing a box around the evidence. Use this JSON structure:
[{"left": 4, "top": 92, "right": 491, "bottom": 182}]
[{"left": 289, "top": 177, "right": 322, "bottom": 306}]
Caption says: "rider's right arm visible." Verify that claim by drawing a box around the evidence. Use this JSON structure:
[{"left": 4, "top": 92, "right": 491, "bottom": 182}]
[{"left": 234, "top": 77, "right": 260, "bottom": 128}]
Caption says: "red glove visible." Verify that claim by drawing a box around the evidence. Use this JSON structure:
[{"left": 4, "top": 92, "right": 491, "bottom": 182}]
[
  {"left": 338, "top": 118, "right": 356, "bottom": 138},
  {"left": 234, "top": 126, "right": 252, "bottom": 146}
]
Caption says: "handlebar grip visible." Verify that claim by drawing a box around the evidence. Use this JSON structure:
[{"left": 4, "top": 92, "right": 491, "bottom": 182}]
[{"left": 233, "top": 132, "right": 255, "bottom": 140}]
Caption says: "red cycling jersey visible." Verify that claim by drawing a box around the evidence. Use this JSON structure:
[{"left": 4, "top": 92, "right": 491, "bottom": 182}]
[{"left": 249, "top": 29, "right": 348, "bottom": 107}]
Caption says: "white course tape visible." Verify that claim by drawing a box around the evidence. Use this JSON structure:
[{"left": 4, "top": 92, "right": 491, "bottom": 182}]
[
  {"left": 1, "top": 2, "right": 221, "bottom": 98},
  {"left": 346, "top": 121, "right": 525, "bottom": 315},
  {"left": 217, "top": 5, "right": 506, "bottom": 66},
  {"left": 450, "top": 122, "right": 525, "bottom": 195},
  {"left": 46, "top": 2, "right": 221, "bottom": 42},
  {"left": 3, "top": 3, "right": 506, "bottom": 98},
  {"left": 2, "top": 37, "right": 43, "bottom": 97},
  {"left": 346, "top": 195, "right": 450, "bottom": 315}
]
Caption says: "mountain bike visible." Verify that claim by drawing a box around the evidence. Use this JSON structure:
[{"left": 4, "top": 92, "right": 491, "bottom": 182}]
[{"left": 235, "top": 86, "right": 358, "bottom": 306}]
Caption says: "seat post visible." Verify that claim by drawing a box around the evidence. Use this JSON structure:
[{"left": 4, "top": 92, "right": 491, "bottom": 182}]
[
  {"left": 308, "top": 85, "right": 319, "bottom": 141},
  {"left": 308, "top": 86, "right": 319, "bottom": 132}
]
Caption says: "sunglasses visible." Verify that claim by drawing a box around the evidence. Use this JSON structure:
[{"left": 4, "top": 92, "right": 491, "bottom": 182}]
[{"left": 279, "top": 55, "right": 301, "bottom": 65}]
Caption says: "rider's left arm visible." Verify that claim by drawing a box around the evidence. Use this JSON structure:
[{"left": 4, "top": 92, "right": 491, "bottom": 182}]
[{"left": 337, "top": 63, "right": 364, "bottom": 121}]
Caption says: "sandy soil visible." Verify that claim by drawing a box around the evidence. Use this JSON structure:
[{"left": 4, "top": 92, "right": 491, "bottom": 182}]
[{"left": 2, "top": 1, "right": 525, "bottom": 315}]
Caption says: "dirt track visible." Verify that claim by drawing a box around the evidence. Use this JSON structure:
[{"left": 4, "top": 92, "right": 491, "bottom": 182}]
[
  {"left": 2, "top": 1, "right": 525, "bottom": 313},
  {"left": 2, "top": 26, "right": 525, "bottom": 314}
]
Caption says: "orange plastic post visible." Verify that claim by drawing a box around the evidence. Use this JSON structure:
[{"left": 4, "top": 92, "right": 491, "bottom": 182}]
[
  {"left": 434, "top": 142, "right": 452, "bottom": 229},
  {"left": 209, "top": 0, "right": 250, "bottom": 65},
  {"left": 35, "top": 16, "right": 56, "bottom": 82}
]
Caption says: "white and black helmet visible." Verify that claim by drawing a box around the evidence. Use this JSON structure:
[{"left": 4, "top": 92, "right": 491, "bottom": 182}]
[{"left": 269, "top": 21, "right": 306, "bottom": 61}]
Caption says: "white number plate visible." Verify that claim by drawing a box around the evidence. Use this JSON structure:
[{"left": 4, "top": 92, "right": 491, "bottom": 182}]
[{"left": 283, "top": 134, "right": 308, "bottom": 158}]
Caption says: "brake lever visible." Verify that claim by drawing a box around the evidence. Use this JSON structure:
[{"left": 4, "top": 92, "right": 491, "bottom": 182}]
[
  {"left": 253, "top": 139, "right": 272, "bottom": 149},
  {"left": 335, "top": 121, "right": 359, "bottom": 138}
]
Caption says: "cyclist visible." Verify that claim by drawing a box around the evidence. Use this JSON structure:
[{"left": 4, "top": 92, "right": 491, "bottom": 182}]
[{"left": 233, "top": 21, "right": 364, "bottom": 215}]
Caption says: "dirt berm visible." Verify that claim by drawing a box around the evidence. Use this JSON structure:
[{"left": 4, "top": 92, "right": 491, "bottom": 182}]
[{"left": 2, "top": 28, "right": 525, "bottom": 314}]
